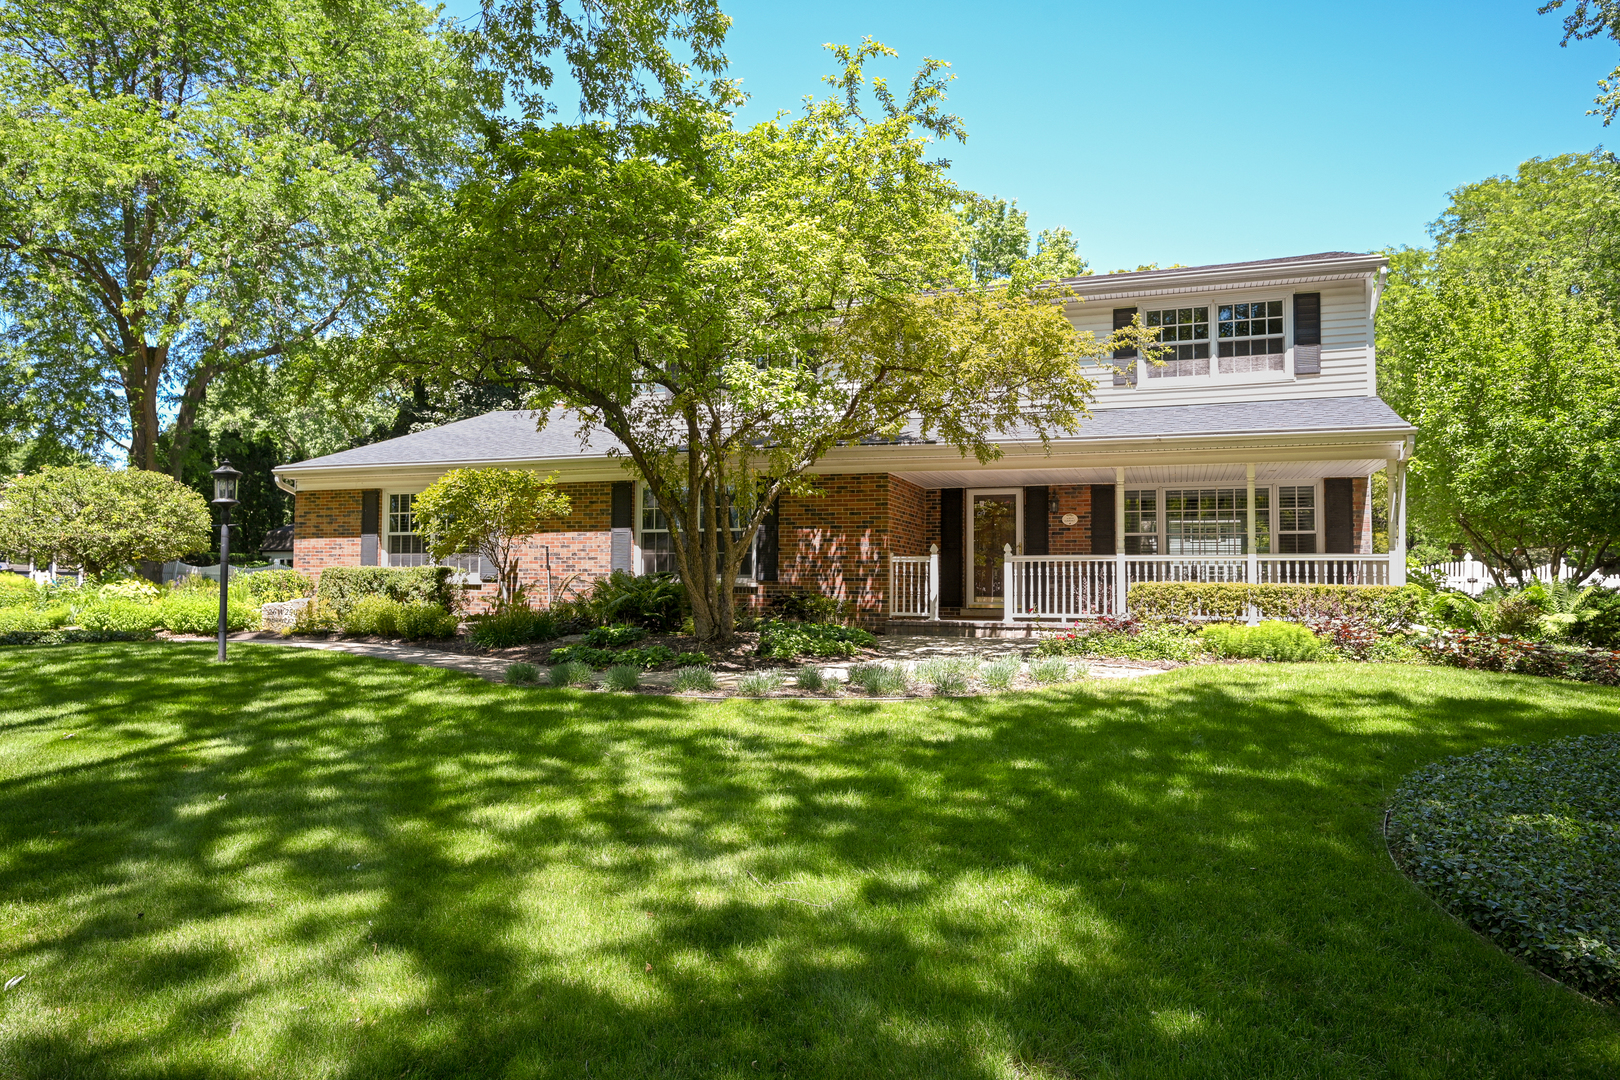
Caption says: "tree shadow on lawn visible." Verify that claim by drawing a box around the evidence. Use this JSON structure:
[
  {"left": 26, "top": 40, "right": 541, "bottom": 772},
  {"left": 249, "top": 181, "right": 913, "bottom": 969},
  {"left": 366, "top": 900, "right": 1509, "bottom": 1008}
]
[{"left": 1, "top": 644, "right": 1618, "bottom": 1079}]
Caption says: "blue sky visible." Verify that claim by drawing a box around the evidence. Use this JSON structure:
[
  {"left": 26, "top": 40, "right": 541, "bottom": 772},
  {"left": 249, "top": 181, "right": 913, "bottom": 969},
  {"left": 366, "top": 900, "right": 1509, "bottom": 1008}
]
[{"left": 447, "top": 0, "right": 1618, "bottom": 271}]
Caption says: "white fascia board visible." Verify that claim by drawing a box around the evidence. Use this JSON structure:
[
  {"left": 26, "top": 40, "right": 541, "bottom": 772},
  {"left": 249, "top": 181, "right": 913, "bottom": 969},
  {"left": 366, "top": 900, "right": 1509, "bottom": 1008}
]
[{"left": 1056, "top": 257, "right": 1387, "bottom": 306}]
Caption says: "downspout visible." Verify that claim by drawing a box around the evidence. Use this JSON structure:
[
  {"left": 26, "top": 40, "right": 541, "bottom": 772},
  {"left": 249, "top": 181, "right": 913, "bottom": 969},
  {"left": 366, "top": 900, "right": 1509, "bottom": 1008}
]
[{"left": 274, "top": 473, "right": 297, "bottom": 496}]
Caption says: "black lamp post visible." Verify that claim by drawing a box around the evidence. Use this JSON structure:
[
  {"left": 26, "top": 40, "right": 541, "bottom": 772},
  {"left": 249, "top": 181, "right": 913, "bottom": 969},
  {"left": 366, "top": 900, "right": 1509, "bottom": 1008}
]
[{"left": 211, "top": 461, "right": 242, "bottom": 662}]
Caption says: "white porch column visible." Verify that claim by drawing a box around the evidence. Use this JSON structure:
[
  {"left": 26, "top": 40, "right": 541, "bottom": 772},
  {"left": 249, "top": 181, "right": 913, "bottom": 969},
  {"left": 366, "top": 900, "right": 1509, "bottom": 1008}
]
[
  {"left": 1388, "top": 458, "right": 1408, "bottom": 586},
  {"left": 928, "top": 543, "right": 940, "bottom": 621},
  {"left": 1245, "top": 463, "right": 1258, "bottom": 584},
  {"left": 1114, "top": 466, "right": 1128, "bottom": 615},
  {"left": 1002, "top": 543, "right": 1015, "bottom": 624}
]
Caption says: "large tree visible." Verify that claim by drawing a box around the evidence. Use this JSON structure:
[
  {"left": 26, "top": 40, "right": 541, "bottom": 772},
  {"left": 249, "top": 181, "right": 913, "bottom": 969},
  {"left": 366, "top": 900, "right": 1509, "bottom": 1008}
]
[
  {"left": 959, "top": 196, "right": 1087, "bottom": 283},
  {"left": 1543, "top": 0, "right": 1620, "bottom": 124},
  {"left": 386, "top": 41, "right": 1144, "bottom": 644},
  {"left": 1378, "top": 155, "right": 1620, "bottom": 584}
]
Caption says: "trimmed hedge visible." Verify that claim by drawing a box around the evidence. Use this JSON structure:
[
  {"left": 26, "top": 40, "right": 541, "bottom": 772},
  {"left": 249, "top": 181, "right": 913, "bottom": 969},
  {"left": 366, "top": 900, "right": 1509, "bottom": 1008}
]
[
  {"left": 0, "top": 628, "right": 156, "bottom": 647},
  {"left": 1388, "top": 733, "right": 1620, "bottom": 1005},
  {"left": 314, "top": 566, "right": 454, "bottom": 616},
  {"left": 1127, "top": 582, "right": 1425, "bottom": 626}
]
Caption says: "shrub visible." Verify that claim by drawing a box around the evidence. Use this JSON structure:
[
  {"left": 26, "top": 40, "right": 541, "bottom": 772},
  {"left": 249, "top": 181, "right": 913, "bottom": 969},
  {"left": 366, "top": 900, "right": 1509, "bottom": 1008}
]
[
  {"left": 314, "top": 566, "right": 454, "bottom": 617},
  {"left": 157, "top": 590, "right": 258, "bottom": 634},
  {"left": 1388, "top": 733, "right": 1620, "bottom": 1005},
  {"left": 602, "top": 664, "right": 641, "bottom": 691},
  {"left": 343, "top": 596, "right": 402, "bottom": 637},
  {"left": 547, "top": 644, "right": 616, "bottom": 668},
  {"left": 548, "top": 661, "right": 593, "bottom": 687},
  {"left": 97, "top": 578, "right": 160, "bottom": 604},
  {"left": 793, "top": 664, "right": 826, "bottom": 691},
  {"left": 1030, "top": 656, "right": 1074, "bottom": 683},
  {"left": 1128, "top": 582, "right": 1425, "bottom": 628},
  {"left": 847, "top": 662, "right": 909, "bottom": 696},
  {"left": 1038, "top": 620, "right": 1204, "bottom": 663},
  {"left": 0, "top": 607, "right": 66, "bottom": 633},
  {"left": 1419, "top": 631, "right": 1620, "bottom": 685},
  {"left": 671, "top": 665, "right": 717, "bottom": 692},
  {"left": 674, "top": 651, "right": 709, "bottom": 666},
  {"left": 582, "top": 571, "right": 687, "bottom": 631},
  {"left": 0, "top": 627, "right": 156, "bottom": 647},
  {"left": 0, "top": 575, "right": 39, "bottom": 607},
  {"left": 584, "top": 623, "right": 648, "bottom": 647},
  {"left": 504, "top": 662, "right": 540, "bottom": 685},
  {"left": 1570, "top": 587, "right": 1620, "bottom": 648},
  {"left": 1490, "top": 593, "right": 1547, "bottom": 638},
  {"left": 981, "top": 657, "right": 1019, "bottom": 689},
  {"left": 769, "top": 589, "right": 842, "bottom": 623},
  {"left": 469, "top": 606, "right": 559, "bottom": 648},
  {"left": 756, "top": 619, "right": 874, "bottom": 659},
  {"left": 77, "top": 600, "right": 163, "bottom": 633},
  {"left": 1199, "top": 621, "right": 1323, "bottom": 661},
  {"left": 292, "top": 599, "right": 341, "bottom": 633},
  {"left": 396, "top": 603, "right": 459, "bottom": 640},
  {"left": 736, "top": 670, "right": 785, "bottom": 697},
  {"left": 243, "top": 568, "right": 312, "bottom": 604},
  {"left": 1290, "top": 598, "right": 1380, "bottom": 660},
  {"left": 626, "top": 644, "right": 675, "bottom": 669}
]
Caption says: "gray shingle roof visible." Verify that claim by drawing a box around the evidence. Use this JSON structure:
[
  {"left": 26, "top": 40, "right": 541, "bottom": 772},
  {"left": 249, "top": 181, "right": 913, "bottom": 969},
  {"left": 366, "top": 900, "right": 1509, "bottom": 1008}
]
[
  {"left": 1054, "top": 251, "right": 1372, "bottom": 286},
  {"left": 278, "top": 397, "right": 1411, "bottom": 474}
]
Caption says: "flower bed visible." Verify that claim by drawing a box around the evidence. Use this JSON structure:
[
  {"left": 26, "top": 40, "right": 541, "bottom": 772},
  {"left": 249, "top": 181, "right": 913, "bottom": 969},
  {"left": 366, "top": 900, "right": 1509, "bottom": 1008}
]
[
  {"left": 1387, "top": 733, "right": 1620, "bottom": 1005},
  {"left": 1419, "top": 631, "right": 1620, "bottom": 685}
]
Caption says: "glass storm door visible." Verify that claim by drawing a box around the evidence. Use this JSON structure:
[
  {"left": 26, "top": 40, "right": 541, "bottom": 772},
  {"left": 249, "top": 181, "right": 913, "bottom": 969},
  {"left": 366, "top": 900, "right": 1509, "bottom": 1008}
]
[{"left": 969, "top": 490, "right": 1022, "bottom": 605}]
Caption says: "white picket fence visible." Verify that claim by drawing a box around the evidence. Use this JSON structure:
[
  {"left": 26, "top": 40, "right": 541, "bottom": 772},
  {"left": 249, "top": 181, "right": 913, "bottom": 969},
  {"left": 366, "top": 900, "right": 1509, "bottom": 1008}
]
[{"left": 1424, "top": 557, "right": 1620, "bottom": 597}]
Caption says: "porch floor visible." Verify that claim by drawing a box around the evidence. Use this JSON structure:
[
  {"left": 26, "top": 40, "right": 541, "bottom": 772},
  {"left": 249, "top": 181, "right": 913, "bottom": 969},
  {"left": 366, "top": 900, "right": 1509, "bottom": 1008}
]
[{"left": 883, "top": 617, "right": 1080, "bottom": 639}]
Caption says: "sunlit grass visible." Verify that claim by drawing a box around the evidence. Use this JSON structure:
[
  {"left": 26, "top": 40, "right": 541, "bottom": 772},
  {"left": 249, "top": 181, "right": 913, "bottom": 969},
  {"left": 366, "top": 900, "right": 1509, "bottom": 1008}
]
[{"left": 1, "top": 644, "right": 1618, "bottom": 1078}]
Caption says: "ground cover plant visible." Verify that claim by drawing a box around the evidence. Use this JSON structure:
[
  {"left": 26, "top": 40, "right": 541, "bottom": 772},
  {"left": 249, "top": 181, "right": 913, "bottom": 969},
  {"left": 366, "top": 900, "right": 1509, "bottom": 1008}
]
[
  {"left": 1387, "top": 732, "right": 1620, "bottom": 1004},
  {"left": 756, "top": 619, "right": 875, "bottom": 659},
  {"left": 1199, "top": 620, "right": 1324, "bottom": 661},
  {"left": 2, "top": 648, "right": 1620, "bottom": 1078},
  {"left": 1036, "top": 615, "right": 1205, "bottom": 663}
]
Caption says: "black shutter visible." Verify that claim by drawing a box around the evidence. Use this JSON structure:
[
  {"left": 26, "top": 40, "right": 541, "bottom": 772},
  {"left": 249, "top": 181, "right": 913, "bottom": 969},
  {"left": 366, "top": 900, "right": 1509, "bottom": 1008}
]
[
  {"left": 1112, "top": 307, "right": 1138, "bottom": 386},
  {"left": 1294, "top": 292, "right": 1322, "bottom": 375},
  {"left": 1089, "top": 484, "right": 1116, "bottom": 555},
  {"left": 756, "top": 497, "right": 779, "bottom": 582},
  {"left": 939, "top": 489, "right": 964, "bottom": 607},
  {"left": 610, "top": 481, "right": 633, "bottom": 528},
  {"left": 360, "top": 490, "right": 380, "bottom": 566},
  {"left": 1023, "top": 487, "right": 1049, "bottom": 556},
  {"left": 1323, "top": 478, "right": 1354, "bottom": 554}
]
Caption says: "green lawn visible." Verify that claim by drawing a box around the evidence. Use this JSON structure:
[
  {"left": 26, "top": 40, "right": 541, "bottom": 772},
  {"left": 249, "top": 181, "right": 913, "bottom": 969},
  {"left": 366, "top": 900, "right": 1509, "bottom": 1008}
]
[{"left": 2, "top": 646, "right": 1618, "bottom": 1079}]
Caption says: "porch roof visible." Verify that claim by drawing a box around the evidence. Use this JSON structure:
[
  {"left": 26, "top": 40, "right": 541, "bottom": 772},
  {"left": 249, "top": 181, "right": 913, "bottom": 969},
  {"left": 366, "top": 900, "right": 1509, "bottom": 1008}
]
[{"left": 275, "top": 396, "right": 1413, "bottom": 488}]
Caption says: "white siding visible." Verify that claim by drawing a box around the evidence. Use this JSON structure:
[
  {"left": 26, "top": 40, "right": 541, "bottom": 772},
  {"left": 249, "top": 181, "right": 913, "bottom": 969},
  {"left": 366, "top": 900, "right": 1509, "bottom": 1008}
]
[{"left": 1069, "top": 278, "right": 1375, "bottom": 410}]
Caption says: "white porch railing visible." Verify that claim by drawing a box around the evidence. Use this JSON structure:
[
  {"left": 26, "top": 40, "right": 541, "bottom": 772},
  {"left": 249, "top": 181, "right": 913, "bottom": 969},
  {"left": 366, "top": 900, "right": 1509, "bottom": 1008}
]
[
  {"left": 999, "top": 547, "right": 1403, "bottom": 622},
  {"left": 888, "top": 545, "right": 940, "bottom": 619}
]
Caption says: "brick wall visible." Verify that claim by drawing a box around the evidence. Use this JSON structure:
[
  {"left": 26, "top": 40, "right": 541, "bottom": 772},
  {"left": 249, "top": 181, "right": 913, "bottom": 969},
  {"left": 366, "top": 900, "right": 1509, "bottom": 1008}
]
[
  {"left": 1047, "top": 484, "right": 1094, "bottom": 554},
  {"left": 770, "top": 473, "right": 906, "bottom": 626},
  {"left": 293, "top": 489, "right": 362, "bottom": 578}
]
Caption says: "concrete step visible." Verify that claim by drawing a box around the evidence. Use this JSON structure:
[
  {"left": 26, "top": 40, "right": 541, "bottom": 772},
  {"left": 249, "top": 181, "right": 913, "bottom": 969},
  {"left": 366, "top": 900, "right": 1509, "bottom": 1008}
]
[{"left": 883, "top": 618, "right": 1062, "bottom": 639}]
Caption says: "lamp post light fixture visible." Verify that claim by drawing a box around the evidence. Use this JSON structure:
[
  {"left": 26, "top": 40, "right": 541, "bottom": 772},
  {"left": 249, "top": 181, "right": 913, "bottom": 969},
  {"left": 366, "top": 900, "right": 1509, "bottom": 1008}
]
[{"left": 210, "top": 461, "right": 242, "bottom": 662}]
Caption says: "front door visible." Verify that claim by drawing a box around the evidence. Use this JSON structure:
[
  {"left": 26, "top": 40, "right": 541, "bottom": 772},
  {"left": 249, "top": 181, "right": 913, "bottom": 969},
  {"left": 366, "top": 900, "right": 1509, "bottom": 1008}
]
[{"left": 967, "top": 489, "right": 1022, "bottom": 606}]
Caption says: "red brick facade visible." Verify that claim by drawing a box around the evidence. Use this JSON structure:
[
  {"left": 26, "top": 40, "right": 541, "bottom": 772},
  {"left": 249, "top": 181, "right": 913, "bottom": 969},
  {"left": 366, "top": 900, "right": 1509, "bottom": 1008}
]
[
  {"left": 1047, "top": 484, "right": 1095, "bottom": 554},
  {"left": 293, "top": 490, "right": 363, "bottom": 576}
]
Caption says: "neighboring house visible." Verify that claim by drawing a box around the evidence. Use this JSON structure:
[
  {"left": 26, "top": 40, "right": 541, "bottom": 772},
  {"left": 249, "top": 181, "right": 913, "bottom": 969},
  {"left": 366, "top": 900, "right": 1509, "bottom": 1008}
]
[
  {"left": 260, "top": 524, "right": 295, "bottom": 566},
  {"left": 274, "top": 252, "right": 1414, "bottom": 629}
]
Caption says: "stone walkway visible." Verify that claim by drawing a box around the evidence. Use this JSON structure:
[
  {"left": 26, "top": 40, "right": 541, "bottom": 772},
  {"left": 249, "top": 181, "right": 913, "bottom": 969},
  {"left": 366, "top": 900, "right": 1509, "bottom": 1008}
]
[{"left": 210, "top": 632, "right": 1169, "bottom": 692}]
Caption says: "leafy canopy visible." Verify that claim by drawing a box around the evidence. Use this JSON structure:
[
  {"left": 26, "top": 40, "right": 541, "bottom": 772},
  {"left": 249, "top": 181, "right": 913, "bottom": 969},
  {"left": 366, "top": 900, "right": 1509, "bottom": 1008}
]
[
  {"left": 411, "top": 468, "right": 571, "bottom": 604},
  {"left": 959, "top": 196, "right": 1087, "bottom": 283},
  {"left": 0, "top": 464, "right": 210, "bottom": 577},
  {"left": 386, "top": 40, "right": 1145, "bottom": 642}
]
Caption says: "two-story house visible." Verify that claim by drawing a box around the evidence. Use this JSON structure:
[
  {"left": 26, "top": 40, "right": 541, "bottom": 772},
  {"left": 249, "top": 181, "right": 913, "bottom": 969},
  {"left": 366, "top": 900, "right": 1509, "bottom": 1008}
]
[{"left": 273, "top": 251, "right": 1414, "bottom": 629}]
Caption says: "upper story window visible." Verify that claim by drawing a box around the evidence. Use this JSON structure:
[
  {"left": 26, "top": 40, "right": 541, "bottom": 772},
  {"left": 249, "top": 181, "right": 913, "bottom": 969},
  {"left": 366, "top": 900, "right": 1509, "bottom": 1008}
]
[
  {"left": 1217, "top": 299, "right": 1285, "bottom": 373},
  {"left": 1144, "top": 307, "right": 1210, "bottom": 378}
]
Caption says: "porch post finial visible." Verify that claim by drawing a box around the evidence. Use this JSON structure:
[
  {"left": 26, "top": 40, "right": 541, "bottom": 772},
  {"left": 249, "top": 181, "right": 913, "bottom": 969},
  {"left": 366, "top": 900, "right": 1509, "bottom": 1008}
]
[{"left": 1003, "top": 543, "right": 1014, "bottom": 625}]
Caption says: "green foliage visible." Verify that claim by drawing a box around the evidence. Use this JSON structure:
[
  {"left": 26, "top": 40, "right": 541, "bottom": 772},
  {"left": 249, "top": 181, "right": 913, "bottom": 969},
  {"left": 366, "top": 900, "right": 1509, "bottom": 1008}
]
[
  {"left": 674, "top": 651, "right": 709, "bottom": 666},
  {"left": 915, "top": 658, "right": 980, "bottom": 695},
  {"left": 980, "top": 657, "right": 1019, "bottom": 689},
  {"left": 1389, "top": 732, "right": 1620, "bottom": 1004},
  {"left": 583, "top": 624, "right": 648, "bottom": 647},
  {"left": 313, "top": 566, "right": 454, "bottom": 617},
  {"left": 1127, "top": 583, "right": 1425, "bottom": 627},
  {"left": 1037, "top": 620, "right": 1206, "bottom": 663},
  {"left": 0, "top": 627, "right": 154, "bottom": 646},
  {"left": 396, "top": 604, "right": 458, "bottom": 641},
  {"left": 768, "top": 590, "right": 842, "bottom": 623},
  {"left": 0, "top": 465, "right": 211, "bottom": 576},
  {"left": 77, "top": 600, "right": 163, "bottom": 633},
  {"left": 548, "top": 642, "right": 675, "bottom": 670},
  {"left": 1029, "top": 657, "right": 1076, "bottom": 684},
  {"left": 847, "top": 662, "right": 909, "bottom": 696},
  {"left": 756, "top": 619, "right": 875, "bottom": 659},
  {"left": 157, "top": 590, "right": 258, "bottom": 634},
  {"left": 242, "top": 569, "right": 312, "bottom": 605},
  {"left": 736, "top": 670, "right": 785, "bottom": 697},
  {"left": 0, "top": 0, "right": 468, "bottom": 474},
  {"left": 793, "top": 664, "right": 826, "bottom": 691},
  {"left": 97, "top": 578, "right": 160, "bottom": 604},
  {"left": 468, "top": 607, "right": 560, "bottom": 648},
  {"left": 291, "top": 599, "right": 341, "bottom": 634},
  {"left": 0, "top": 574, "right": 38, "bottom": 607},
  {"left": 1199, "top": 622, "right": 1323, "bottom": 662},
  {"left": 1378, "top": 154, "right": 1620, "bottom": 584},
  {"left": 670, "top": 665, "right": 717, "bottom": 693},
  {"left": 0, "top": 606, "right": 67, "bottom": 632},
  {"left": 503, "top": 662, "right": 540, "bottom": 686},
  {"left": 412, "top": 469, "right": 571, "bottom": 602},
  {"left": 342, "top": 596, "right": 402, "bottom": 637},
  {"left": 547, "top": 661, "right": 593, "bottom": 688},
  {"left": 958, "top": 195, "right": 1086, "bottom": 283},
  {"left": 602, "top": 665, "right": 642, "bottom": 692},
  {"left": 582, "top": 572, "right": 688, "bottom": 632}
]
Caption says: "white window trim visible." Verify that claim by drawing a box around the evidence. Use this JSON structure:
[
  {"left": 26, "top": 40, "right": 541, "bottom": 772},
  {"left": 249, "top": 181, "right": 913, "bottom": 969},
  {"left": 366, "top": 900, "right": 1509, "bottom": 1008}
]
[
  {"left": 383, "top": 489, "right": 486, "bottom": 582},
  {"left": 1133, "top": 292, "right": 1301, "bottom": 387},
  {"left": 1120, "top": 482, "right": 1322, "bottom": 555},
  {"left": 635, "top": 485, "right": 760, "bottom": 584}
]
